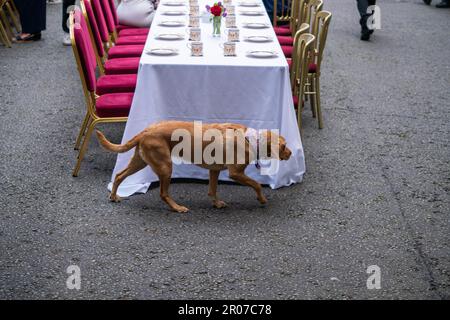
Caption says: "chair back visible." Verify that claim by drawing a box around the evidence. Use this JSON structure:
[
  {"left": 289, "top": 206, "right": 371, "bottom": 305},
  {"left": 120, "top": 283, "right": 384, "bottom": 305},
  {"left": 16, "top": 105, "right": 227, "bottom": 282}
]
[
  {"left": 100, "top": 0, "right": 117, "bottom": 37},
  {"left": 108, "top": 0, "right": 119, "bottom": 26},
  {"left": 289, "top": 23, "right": 310, "bottom": 90},
  {"left": 292, "top": 33, "right": 315, "bottom": 127},
  {"left": 81, "top": 0, "right": 105, "bottom": 59},
  {"left": 70, "top": 9, "right": 98, "bottom": 95},
  {"left": 273, "top": 0, "right": 295, "bottom": 27},
  {"left": 311, "top": 10, "right": 332, "bottom": 74},
  {"left": 90, "top": 0, "right": 110, "bottom": 43},
  {"left": 304, "top": 0, "right": 323, "bottom": 27}
]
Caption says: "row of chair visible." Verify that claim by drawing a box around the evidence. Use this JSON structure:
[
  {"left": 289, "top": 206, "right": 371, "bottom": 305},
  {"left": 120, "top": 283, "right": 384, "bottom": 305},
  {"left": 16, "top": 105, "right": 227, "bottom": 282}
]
[
  {"left": 0, "top": 0, "right": 20, "bottom": 47},
  {"left": 274, "top": 0, "right": 332, "bottom": 131},
  {"left": 70, "top": 0, "right": 152, "bottom": 176}
]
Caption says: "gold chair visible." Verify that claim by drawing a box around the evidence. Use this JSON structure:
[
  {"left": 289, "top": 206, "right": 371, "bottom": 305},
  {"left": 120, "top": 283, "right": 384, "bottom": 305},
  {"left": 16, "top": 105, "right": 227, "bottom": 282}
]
[
  {"left": 273, "top": 0, "right": 296, "bottom": 28},
  {"left": 306, "top": 10, "right": 332, "bottom": 129},
  {"left": 289, "top": 23, "right": 310, "bottom": 89},
  {"left": 290, "top": 32, "right": 316, "bottom": 130},
  {"left": 0, "top": 0, "right": 13, "bottom": 45},
  {"left": 70, "top": 11, "right": 131, "bottom": 177},
  {"left": 4, "top": 0, "right": 20, "bottom": 33},
  {"left": 303, "top": 0, "right": 323, "bottom": 28},
  {"left": 274, "top": 0, "right": 312, "bottom": 38}
]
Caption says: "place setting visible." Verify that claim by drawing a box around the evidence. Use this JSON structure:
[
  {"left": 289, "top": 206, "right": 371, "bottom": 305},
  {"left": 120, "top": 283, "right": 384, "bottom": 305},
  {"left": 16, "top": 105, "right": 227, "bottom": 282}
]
[
  {"left": 158, "top": 20, "right": 186, "bottom": 27},
  {"left": 146, "top": 47, "right": 180, "bottom": 56},
  {"left": 243, "top": 35, "right": 273, "bottom": 43},
  {"left": 161, "top": 0, "right": 186, "bottom": 6}
]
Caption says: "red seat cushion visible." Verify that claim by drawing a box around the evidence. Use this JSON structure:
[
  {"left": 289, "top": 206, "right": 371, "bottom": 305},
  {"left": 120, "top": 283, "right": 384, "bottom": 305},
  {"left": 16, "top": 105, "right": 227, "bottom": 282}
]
[
  {"left": 104, "top": 57, "right": 140, "bottom": 75},
  {"left": 96, "top": 74, "right": 137, "bottom": 95},
  {"left": 309, "top": 63, "right": 317, "bottom": 73},
  {"left": 118, "top": 27, "right": 149, "bottom": 36},
  {"left": 107, "top": 44, "right": 144, "bottom": 59},
  {"left": 277, "top": 35, "right": 294, "bottom": 46},
  {"left": 281, "top": 45, "right": 293, "bottom": 58},
  {"left": 287, "top": 58, "right": 292, "bottom": 69},
  {"left": 115, "top": 35, "right": 147, "bottom": 45},
  {"left": 274, "top": 26, "right": 291, "bottom": 36},
  {"left": 95, "top": 92, "right": 133, "bottom": 118}
]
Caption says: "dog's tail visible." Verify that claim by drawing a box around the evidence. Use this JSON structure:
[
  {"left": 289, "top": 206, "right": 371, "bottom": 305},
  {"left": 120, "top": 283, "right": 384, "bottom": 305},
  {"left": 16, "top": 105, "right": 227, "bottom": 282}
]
[{"left": 96, "top": 130, "right": 140, "bottom": 153}]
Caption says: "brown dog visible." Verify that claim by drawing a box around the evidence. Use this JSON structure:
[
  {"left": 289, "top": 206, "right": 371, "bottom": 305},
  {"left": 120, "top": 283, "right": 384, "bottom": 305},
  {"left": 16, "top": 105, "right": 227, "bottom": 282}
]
[{"left": 96, "top": 121, "right": 292, "bottom": 213}]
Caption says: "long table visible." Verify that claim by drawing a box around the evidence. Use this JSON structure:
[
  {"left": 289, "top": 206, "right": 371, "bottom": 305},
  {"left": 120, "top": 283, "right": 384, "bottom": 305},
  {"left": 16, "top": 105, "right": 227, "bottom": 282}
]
[{"left": 109, "top": 0, "right": 305, "bottom": 196}]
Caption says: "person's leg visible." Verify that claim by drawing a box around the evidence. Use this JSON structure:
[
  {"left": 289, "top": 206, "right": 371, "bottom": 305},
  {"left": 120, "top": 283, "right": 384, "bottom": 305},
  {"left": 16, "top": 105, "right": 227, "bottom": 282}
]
[
  {"left": 436, "top": 0, "right": 450, "bottom": 8},
  {"left": 62, "top": 0, "right": 76, "bottom": 33},
  {"left": 357, "top": 0, "right": 373, "bottom": 41},
  {"left": 14, "top": 0, "right": 46, "bottom": 40}
]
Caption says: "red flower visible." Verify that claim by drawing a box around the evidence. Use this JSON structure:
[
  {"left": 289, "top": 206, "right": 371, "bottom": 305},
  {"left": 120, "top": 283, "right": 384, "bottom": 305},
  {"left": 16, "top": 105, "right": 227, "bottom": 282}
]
[{"left": 210, "top": 5, "right": 222, "bottom": 16}]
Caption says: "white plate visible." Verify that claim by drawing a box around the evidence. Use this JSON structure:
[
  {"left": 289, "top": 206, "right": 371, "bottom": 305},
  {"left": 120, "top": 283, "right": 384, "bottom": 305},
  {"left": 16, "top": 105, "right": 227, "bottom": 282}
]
[
  {"left": 161, "top": 10, "right": 187, "bottom": 16},
  {"left": 159, "top": 20, "right": 186, "bottom": 27},
  {"left": 244, "top": 35, "right": 273, "bottom": 42},
  {"left": 163, "top": 1, "right": 185, "bottom": 6},
  {"left": 246, "top": 50, "right": 278, "bottom": 58},
  {"left": 239, "top": 10, "right": 264, "bottom": 16},
  {"left": 155, "top": 33, "right": 185, "bottom": 40},
  {"left": 242, "top": 22, "right": 270, "bottom": 29},
  {"left": 146, "top": 48, "right": 179, "bottom": 56},
  {"left": 239, "top": 2, "right": 260, "bottom": 7}
]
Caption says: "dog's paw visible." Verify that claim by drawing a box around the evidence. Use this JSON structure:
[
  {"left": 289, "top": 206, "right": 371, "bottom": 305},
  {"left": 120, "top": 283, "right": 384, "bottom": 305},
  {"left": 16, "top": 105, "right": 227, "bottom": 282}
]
[
  {"left": 213, "top": 200, "right": 227, "bottom": 209},
  {"left": 173, "top": 205, "right": 189, "bottom": 213},
  {"left": 109, "top": 194, "right": 122, "bottom": 203},
  {"left": 258, "top": 196, "right": 268, "bottom": 205}
]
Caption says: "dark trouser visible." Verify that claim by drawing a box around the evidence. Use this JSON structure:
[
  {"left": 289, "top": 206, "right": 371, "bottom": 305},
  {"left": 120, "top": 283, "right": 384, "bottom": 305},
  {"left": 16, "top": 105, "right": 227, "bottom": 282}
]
[
  {"left": 63, "top": 0, "right": 76, "bottom": 33},
  {"left": 357, "top": 0, "right": 376, "bottom": 33},
  {"left": 15, "top": 0, "right": 46, "bottom": 34}
]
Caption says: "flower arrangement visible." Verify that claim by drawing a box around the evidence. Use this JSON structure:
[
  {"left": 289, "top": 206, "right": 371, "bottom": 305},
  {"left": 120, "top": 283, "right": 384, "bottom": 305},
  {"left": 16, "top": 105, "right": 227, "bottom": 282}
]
[{"left": 206, "top": 2, "right": 227, "bottom": 36}]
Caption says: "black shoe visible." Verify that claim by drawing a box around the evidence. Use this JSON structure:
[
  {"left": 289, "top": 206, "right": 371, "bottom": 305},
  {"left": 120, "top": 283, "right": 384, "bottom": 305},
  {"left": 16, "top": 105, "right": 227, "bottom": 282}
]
[
  {"left": 15, "top": 33, "right": 42, "bottom": 42},
  {"left": 360, "top": 32, "right": 371, "bottom": 41},
  {"left": 436, "top": 1, "right": 450, "bottom": 7},
  {"left": 423, "top": 0, "right": 432, "bottom": 5}
]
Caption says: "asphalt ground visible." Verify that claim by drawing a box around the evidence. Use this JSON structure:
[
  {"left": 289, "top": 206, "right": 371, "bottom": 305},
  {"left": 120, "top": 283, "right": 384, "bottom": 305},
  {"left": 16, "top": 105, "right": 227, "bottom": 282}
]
[{"left": 0, "top": 0, "right": 449, "bottom": 299}]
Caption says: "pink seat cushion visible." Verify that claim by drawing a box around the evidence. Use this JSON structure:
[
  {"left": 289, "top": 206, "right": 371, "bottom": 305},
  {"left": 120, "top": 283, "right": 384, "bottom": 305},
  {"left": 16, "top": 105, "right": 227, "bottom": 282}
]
[
  {"left": 95, "top": 92, "right": 133, "bottom": 118},
  {"left": 104, "top": 57, "right": 140, "bottom": 75},
  {"left": 118, "top": 27, "right": 149, "bottom": 36},
  {"left": 115, "top": 35, "right": 147, "bottom": 45},
  {"left": 96, "top": 74, "right": 137, "bottom": 95},
  {"left": 107, "top": 44, "right": 144, "bottom": 59},
  {"left": 281, "top": 45, "right": 293, "bottom": 58},
  {"left": 277, "top": 35, "right": 294, "bottom": 46},
  {"left": 309, "top": 63, "right": 317, "bottom": 73},
  {"left": 274, "top": 26, "right": 291, "bottom": 36},
  {"left": 287, "top": 58, "right": 292, "bottom": 69}
]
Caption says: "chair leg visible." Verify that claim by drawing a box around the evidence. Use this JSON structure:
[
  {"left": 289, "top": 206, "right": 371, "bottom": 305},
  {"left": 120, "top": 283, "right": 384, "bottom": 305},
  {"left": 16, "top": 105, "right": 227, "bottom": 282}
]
[
  {"left": 0, "top": 18, "right": 11, "bottom": 47},
  {"left": 310, "top": 75, "right": 317, "bottom": 118},
  {"left": 72, "top": 119, "right": 97, "bottom": 177},
  {"left": 5, "top": 2, "right": 20, "bottom": 33},
  {"left": 74, "top": 113, "right": 91, "bottom": 151},
  {"left": 0, "top": 10, "right": 13, "bottom": 41},
  {"left": 315, "top": 76, "right": 324, "bottom": 129}
]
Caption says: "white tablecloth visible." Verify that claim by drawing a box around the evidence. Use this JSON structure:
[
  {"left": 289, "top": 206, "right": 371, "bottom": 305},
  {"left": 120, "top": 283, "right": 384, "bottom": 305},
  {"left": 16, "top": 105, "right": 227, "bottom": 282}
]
[{"left": 109, "top": 0, "right": 305, "bottom": 196}]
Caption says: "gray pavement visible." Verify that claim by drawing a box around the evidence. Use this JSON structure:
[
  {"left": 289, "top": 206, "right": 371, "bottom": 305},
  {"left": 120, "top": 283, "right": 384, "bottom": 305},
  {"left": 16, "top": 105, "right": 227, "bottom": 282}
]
[{"left": 0, "top": 0, "right": 449, "bottom": 299}]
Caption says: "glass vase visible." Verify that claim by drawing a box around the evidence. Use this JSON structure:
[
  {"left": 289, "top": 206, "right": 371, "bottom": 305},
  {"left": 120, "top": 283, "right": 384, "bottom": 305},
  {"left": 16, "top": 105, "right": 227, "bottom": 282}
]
[{"left": 212, "top": 16, "right": 221, "bottom": 37}]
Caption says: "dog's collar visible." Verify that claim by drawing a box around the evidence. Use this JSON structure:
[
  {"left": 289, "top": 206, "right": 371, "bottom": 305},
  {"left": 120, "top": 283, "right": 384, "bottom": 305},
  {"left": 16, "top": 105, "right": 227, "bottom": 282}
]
[{"left": 244, "top": 128, "right": 261, "bottom": 169}]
